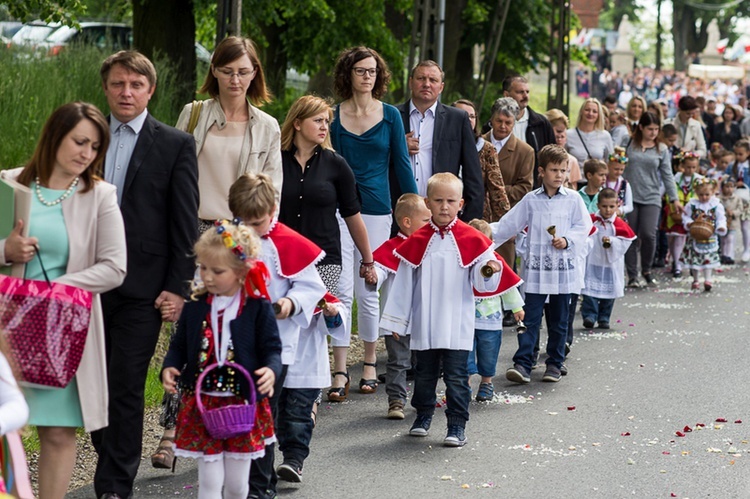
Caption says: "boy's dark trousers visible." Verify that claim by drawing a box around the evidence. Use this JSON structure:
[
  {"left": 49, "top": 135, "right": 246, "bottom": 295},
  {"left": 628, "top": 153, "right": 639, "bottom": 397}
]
[
  {"left": 411, "top": 349, "right": 470, "bottom": 428},
  {"left": 517, "top": 293, "right": 571, "bottom": 373}
]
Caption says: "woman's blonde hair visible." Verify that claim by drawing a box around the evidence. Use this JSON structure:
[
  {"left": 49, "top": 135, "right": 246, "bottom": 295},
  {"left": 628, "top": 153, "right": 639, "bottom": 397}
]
[
  {"left": 191, "top": 221, "right": 260, "bottom": 298},
  {"left": 575, "top": 98, "right": 606, "bottom": 131},
  {"left": 626, "top": 95, "right": 647, "bottom": 122},
  {"left": 228, "top": 173, "right": 277, "bottom": 220},
  {"left": 280, "top": 95, "right": 334, "bottom": 151},
  {"left": 545, "top": 108, "right": 569, "bottom": 129}
]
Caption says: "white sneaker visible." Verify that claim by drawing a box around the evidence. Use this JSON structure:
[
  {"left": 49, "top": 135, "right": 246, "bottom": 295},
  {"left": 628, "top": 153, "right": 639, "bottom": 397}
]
[{"left": 742, "top": 250, "right": 750, "bottom": 263}]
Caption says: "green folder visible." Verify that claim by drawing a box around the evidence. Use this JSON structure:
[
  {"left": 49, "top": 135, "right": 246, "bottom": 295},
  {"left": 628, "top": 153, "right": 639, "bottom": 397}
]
[{"left": 0, "top": 176, "right": 31, "bottom": 277}]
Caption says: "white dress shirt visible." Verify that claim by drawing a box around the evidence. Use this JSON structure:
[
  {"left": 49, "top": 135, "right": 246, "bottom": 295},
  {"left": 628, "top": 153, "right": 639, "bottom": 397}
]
[
  {"left": 490, "top": 132, "right": 511, "bottom": 153},
  {"left": 513, "top": 107, "right": 529, "bottom": 142},
  {"left": 409, "top": 100, "right": 438, "bottom": 196}
]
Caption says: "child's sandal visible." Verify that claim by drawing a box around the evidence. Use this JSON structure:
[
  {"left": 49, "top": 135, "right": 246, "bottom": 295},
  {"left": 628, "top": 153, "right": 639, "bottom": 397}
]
[
  {"left": 327, "top": 371, "right": 350, "bottom": 402},
  {"left": 359, "top": 362, "right": 378, "bottom": 394}
]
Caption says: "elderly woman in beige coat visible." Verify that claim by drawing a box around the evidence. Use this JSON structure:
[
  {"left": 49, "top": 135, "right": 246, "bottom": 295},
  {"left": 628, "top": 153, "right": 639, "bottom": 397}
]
[
  {"left": 0, "top": 101, "right": 126, "bottom": 499},
  {"left": 482, "top": 97, "right": 535, "bottom": 266}
]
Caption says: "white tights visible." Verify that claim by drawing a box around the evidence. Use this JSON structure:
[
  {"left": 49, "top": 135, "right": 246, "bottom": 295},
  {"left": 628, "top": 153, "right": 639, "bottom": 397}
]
[
  {"left": 721, "top": 230, "right": 735, "bottom": 258},
  {"left": 742, "top": 220, "right": 750, "bottom": 252},
  {"left": 691, "top": 268, "right": 713, "bottom": 283},
  {"left": 198, "top": 455, "right": 252, "bottom": 499},
  {"left": 667, "top": 234, "right": 687, "bottom": 270}
]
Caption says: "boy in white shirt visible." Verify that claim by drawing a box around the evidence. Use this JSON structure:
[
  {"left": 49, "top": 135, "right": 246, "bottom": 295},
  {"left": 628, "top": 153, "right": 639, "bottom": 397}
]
[
  {"left": 380, "top": 173, "right": 504, "bottom": 447},
  {"left": 491, "top": 144, "right": 592, "bottom": 383}
]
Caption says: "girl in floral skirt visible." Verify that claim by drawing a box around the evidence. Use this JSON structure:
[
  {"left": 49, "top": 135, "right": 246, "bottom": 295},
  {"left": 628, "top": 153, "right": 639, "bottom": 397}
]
[
  {"left": 681, "top": 178, "right": 727, "bottom": 292},
  {"left": 161, "top": 220, "right": 282, "bottom": 498},
  {"left": 664, "top": 151, "right": 703, "bottom": 278}
]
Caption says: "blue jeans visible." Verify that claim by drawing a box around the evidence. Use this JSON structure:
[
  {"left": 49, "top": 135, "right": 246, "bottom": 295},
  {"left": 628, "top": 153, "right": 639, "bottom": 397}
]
[
  {"left": 467, "top": 329, "right": 502, "bottom": 377},
  {"left": 411, "top": 349, "right": 470, "bottom": 427},
  {"left": 581, "top": 295, "right": 615, "bottom": 324},
  {"left": 276, "top": 387, "right": 319, "bottom": 466},
  {"left": 515, "top": 293, "right": 570, "bottom": 372}
]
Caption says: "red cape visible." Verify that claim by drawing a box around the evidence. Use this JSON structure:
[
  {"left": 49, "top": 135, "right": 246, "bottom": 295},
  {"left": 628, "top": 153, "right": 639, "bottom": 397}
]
[
  {"left": 395, "top": 219, "right": 492, "bottom": 269},
  {"left": 373, "top": 233, "right": 408, "bottom": 274},
  {"left": 474, "top": 252, "right": 523, "bottom": 298},
  {"left": 263, "top": 221, "right": 325, "bottom": 278},
  {"left": 591, "top": 214, "right": 636, "bottom": 239}
]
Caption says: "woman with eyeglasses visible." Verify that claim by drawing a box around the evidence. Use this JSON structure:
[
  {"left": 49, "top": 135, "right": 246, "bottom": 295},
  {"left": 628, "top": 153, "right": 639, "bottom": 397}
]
[
  {"left": 175, "top": 35, "right": 282, "bottom": 234},
  {"left": 150, "top": 36, "right": 282, "bottom": 471},
  {"left": 327, "top": 46, "right": 417, "bottom": 402}
]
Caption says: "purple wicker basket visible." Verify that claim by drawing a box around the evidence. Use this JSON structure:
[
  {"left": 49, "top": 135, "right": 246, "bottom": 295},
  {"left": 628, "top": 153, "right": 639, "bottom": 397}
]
[{"left": 195, "top": 362, "right": 257, "bottom": 439}]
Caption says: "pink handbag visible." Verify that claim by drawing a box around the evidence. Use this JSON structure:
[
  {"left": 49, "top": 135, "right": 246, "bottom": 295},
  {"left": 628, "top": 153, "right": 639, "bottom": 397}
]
[{"left": 0, "top": 253, "right": 92, "bottom": 388}]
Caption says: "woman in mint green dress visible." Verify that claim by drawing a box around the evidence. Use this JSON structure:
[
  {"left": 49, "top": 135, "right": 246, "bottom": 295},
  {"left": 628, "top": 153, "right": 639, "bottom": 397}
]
[{"left": 0, "top": 102, "right": 127, "bottom": 498}]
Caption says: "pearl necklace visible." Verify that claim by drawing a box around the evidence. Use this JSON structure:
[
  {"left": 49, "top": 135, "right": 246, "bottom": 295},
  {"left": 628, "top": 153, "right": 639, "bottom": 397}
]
[{"left": 34, "top": 176, "right": 79, "bottom": 207}]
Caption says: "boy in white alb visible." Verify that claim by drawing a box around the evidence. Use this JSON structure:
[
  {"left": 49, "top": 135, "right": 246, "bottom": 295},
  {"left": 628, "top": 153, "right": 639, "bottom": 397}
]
[
  {"left": 277, "top": 292, "right": 348, "bottom": 483},
  {"left": 229, "top": 174, "right": 327, "bottom": 498},
  {"left": 491, "top": 145, "right": 592, "bottom": 383},
  {"left": 581, "top": 188, "right": 636, "bottom": 329},
  {"left": 380, "top": 173, "right": 505, "bottom": 448},
  {"left": 372, "top": 193, "right": 431, "bottom": 420}
]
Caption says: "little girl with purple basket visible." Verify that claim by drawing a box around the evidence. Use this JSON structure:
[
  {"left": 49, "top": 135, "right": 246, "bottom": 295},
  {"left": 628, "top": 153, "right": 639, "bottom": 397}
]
[{"left": 161, "top": 220, "right": 282, "bottom": 498}]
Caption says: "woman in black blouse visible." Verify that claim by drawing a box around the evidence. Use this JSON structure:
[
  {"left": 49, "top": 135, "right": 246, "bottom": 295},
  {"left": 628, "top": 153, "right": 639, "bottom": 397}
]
[{"left": 279, "top": 95, "right": 374, "bottom": 401}]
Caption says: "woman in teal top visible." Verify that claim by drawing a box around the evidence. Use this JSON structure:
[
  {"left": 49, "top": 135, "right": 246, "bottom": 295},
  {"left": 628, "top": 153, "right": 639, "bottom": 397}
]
[
  {"left": 0, "top": 102, "right": 127, "bottom": 498},
  {"left": 327, "top": 46, "right": 417, "bottom": 399}
]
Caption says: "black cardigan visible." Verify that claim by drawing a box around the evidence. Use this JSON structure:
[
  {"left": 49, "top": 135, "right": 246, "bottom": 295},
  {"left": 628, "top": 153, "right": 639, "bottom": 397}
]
[{"left": 162, "top": 294, "right": 282, "bottom": 400}]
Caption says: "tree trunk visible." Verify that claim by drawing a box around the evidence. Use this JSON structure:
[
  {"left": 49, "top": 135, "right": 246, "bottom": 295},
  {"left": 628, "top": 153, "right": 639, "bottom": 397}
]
[
  {"left": 441, "top": 0, "right": 468, "bottom": 97},
  {"left": 672, "top": 0, "right": 687, "bottom": 71},
  {"left": 261, "top": 20, "right": 287, "bottom": 100},
  {"left": 307, "top": 68, "right": 334, "bottom": 98},
  {"left": 452, "top": 44, "right": 474, "bottom": 100},
  {"left": 385, "top": 0, "right": 409, "bottom": 101},
  {"left": 687, "top": 17, "right": 708, "bottom": 54},
  {"left": 133, "top": 0, "right": 196, "bottom": 115}
]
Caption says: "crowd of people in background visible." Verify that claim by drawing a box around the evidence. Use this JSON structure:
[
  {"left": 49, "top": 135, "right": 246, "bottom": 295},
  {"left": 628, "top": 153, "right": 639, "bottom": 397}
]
[{"left": 0, "top": 37, "right": 748, "bottom": 499}]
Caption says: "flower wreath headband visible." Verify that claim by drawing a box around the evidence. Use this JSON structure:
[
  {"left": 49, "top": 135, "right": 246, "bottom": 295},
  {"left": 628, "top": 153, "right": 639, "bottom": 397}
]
[
  {"left": 674, "top": 150, "right": 700, "bottom": 163},
  {"left": 608, "top": 150, "right": 628, "bottom": 165},
  {"left": 692, "top": 177, "right": 717, "bottom": 189},
  {"left": 214, "top": 218, "right": 248, "bottom": 261}
]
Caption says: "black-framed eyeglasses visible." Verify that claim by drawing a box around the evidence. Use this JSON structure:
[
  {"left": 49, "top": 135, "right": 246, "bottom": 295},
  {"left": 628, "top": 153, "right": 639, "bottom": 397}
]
[{"left": 352, "top": 67, "right": 379, "bottom": 77}]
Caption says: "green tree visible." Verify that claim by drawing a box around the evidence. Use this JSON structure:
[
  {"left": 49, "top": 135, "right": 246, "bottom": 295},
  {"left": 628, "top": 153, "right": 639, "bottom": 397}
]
[
  {"left": 241, "top": 0, "right": 408, "bottom": 99},
  {"left": 2, "top": 0, "right": 85, "bottom": 23},
  {"left": 671, "top": 0, "right": 750, "bottom": 71}
]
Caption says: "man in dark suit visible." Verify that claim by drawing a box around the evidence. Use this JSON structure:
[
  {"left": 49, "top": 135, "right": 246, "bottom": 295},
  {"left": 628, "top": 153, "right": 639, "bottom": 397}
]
[
  {"left": 395, "top": 60, "right": 484, "bottom": 221},
  {"left": 93, "top": 50, "right": 199, "bottom": 499},
  {"left": 502, "top": 76, "right": 556, "bottom": 159}
]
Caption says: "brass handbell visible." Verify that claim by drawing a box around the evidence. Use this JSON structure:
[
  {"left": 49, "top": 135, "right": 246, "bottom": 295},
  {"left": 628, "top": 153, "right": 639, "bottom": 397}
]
[
  {"left": 547, "top": 225, "right": 556, "bottom": 237},
  {"left": 480, "top": 264, "right": 496, "bottom": 278},
  {"left": 602, "top": 236, "right": 611, "bottom": 248}
]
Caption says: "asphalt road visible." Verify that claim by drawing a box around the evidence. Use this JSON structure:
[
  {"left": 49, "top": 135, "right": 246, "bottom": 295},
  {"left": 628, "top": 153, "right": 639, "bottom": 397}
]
[{"left": 71, "top": 263, "right": 750, "bottom": 498}]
